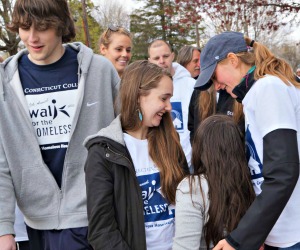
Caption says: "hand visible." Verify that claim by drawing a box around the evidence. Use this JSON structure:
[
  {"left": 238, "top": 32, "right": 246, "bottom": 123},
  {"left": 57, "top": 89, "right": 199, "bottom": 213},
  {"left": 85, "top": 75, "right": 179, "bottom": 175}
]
[
  {"left": 0, "top": 234, "right": 16, "bottom": 250},
  {"left": 213, "top": 239, "right": 235, "bottom": 250}
]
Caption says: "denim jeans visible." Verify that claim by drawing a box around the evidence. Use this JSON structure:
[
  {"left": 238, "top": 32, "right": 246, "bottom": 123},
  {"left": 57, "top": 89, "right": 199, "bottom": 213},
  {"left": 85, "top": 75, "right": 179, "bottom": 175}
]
[{"left": 265, "top": 242, "right": 300, "bottom": 250}]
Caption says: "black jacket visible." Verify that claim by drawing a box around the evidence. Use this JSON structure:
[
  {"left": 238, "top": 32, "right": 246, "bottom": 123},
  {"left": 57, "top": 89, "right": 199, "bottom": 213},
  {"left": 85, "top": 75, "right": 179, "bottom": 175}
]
[{"left": 84, "top": 117, "right": 188, "bottom": 250}]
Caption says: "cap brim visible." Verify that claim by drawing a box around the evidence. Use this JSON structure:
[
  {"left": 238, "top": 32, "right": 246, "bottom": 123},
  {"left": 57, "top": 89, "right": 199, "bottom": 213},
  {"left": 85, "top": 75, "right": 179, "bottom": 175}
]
[{"left": 194, "top": 63, "right": 217, "bottom": 90}]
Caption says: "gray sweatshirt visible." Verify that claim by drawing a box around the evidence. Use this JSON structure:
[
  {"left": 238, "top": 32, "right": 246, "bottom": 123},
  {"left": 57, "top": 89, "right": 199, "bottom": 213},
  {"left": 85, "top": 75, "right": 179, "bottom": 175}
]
[{"left": 0, "top": 42, "right": 119, "bottom": 236}]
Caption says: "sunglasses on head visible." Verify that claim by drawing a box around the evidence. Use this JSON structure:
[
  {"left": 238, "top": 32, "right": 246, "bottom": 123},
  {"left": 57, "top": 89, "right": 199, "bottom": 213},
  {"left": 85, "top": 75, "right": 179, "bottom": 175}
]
[{"left": 105, "top": 24, "right": 130, "bottom": 36}]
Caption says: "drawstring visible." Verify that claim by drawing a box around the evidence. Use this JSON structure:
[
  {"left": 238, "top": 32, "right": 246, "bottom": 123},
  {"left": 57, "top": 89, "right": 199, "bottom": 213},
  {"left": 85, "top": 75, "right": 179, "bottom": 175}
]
[{"left": 240, "top": 65, "right": 256, "bottom": 89}]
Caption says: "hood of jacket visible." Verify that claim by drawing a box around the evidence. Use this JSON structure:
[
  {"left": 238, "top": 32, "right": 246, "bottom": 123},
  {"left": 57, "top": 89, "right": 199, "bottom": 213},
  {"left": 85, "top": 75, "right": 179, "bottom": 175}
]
[
  {"left": 84, "top": 115, "right": 125, "bottom": 149},
  {"left": 172, "top": 62, "right": 192, "bottom": 80},
  {"left": 0, "top": 42, "right": 94, "bottom": 102}
]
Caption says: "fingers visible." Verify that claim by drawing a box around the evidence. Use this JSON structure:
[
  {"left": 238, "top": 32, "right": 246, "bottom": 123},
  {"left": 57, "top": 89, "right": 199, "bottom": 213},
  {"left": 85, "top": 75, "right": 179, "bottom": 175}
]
[{"left": 213, "top": 239, "right": 235, "bottom": 250}]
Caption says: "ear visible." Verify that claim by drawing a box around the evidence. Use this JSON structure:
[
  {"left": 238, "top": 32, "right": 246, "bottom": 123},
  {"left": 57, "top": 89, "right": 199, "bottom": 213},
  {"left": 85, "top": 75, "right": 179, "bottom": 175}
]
[
  {"left": 137, "top": 96, "right": 141, "bottom": 107},
  {"left": 99, "top": 44, "right": 107, "bottom": 55},
  {"left": 171, "top": 52, "right": 175, "bottom": 61},
  {"left": 227, "top": 53, "right": 239, "bottom": 68}
]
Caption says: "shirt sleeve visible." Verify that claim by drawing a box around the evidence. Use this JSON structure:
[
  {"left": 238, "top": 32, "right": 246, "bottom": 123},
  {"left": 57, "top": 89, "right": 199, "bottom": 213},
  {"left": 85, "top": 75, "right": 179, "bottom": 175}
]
[
  {"left": 0, "top": 141, "right": 16, "bottom": 237},
  {"left": 254, "top": 78, "right": 297, "bottom": 136},
  {"left": 173, "top": 176, "right": 208, "bottom": 250}
]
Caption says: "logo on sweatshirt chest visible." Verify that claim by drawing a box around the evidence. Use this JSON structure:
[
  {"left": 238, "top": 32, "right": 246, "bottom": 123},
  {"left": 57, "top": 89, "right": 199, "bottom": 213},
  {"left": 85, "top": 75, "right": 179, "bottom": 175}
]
[{"left": 29, "top": 99, "right": 70, "bottom": 120}]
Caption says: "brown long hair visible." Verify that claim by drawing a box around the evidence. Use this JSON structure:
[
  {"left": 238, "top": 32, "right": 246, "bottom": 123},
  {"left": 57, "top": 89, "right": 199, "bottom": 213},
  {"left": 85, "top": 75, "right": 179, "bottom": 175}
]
[
  {"left": 7, "top": 0, "right": 75, "bottom": 43},
  {"left": 192, "top": 115, "right": 255, "bottom": 247},
  {"left": 120, "top": 60, "right": 186, "bottom": 203},
  {"left": 198, "top": 85, "right": 216, "bottom": 122}
]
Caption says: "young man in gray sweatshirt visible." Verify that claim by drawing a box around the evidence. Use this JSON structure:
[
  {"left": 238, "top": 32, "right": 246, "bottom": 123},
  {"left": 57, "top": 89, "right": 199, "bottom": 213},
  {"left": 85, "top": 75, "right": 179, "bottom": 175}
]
[{"left": 0, "top": 0, "right": 119, "bottom": 249}]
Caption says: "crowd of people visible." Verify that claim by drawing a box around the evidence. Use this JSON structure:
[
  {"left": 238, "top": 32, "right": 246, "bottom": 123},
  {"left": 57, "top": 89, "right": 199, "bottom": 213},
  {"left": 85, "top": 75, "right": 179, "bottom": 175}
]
[{"left": 0, "top": 0, "right": 300, "bottom": 250}]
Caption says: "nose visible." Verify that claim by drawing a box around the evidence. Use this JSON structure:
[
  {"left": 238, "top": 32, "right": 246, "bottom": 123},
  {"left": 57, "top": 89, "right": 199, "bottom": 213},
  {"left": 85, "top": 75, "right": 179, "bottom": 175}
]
[
  {"left": 165, "top": 100, "right": 172, "bottom": 112},
  {"left": 197, "top": 59, "right": 200, "bottom": 68},
  {"left": 158, "top": 57, "right": 165, "bottom": 65},
  {"left": 28, "top": 27, "right": 39, "bottom": 42},
  {"left": 121, "top": 49, "right": 128, "bottom": 57}
]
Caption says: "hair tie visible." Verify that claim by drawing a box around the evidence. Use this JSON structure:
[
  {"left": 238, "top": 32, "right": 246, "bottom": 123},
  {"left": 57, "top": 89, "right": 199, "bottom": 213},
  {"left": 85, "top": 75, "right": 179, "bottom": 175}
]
[{"left": 250, "top": 40, "right": 255, "bottom": 47}]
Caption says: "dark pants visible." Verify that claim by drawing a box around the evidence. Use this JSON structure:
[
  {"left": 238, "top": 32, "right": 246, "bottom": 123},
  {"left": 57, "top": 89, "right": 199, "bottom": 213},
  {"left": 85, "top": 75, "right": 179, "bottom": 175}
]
[
  {"left": 26, "top": 225, "right": 92, "bottom": 250},
  {"left": 17, "top": 241, "right": 30, "bottom": 250}
]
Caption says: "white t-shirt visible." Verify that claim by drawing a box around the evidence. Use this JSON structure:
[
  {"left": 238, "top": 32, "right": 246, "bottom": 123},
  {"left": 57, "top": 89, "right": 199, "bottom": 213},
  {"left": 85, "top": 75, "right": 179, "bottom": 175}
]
[
  {"left": 124, "top": 133, "right": 175, "bottom": 250},
  {"left": 243, "top": 75, "right": 300, "bottom": 247},
  {"left": 14, "top": 205, "right": 28, "bottom": 242},
  {"left": 172, "top": 63, "right": 195, "bottom": 168}
]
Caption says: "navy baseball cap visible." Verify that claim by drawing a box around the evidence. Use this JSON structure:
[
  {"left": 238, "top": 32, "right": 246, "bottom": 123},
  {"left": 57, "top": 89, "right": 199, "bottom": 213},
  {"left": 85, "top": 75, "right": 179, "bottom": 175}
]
[{"left": 195, "top": 31, "right": 248, "bottom": 90}]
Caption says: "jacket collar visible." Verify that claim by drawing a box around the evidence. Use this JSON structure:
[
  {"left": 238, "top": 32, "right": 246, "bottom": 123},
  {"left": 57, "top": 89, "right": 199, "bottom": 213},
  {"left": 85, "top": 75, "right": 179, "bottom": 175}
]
[{"left": 232, "top": 66, "right": 256, "bottom": 103}]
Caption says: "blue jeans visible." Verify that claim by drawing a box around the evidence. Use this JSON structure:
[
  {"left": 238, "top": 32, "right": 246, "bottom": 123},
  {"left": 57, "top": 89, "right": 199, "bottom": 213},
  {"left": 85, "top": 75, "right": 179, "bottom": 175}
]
[{"left": 265, "top": 242, "right": 300, "bottom": 250}]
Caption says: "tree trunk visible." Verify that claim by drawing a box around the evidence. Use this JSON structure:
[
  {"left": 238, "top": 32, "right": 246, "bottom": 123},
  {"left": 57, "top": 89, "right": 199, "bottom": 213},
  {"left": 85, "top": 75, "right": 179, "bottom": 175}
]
[
  {"left": 81, "top": 0, "right": 91, "bottom": 47},
  {"left": 195, "top": 22, "right": 200, "bottom": 47}
]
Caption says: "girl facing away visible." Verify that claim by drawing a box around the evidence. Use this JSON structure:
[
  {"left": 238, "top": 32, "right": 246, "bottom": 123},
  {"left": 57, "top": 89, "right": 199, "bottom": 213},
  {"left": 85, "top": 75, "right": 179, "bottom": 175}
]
[
  {"left": 173, "top": 114, "right": 255, "bottom": 250},
  {"left": 99, "top": 25, "right": 132, "bottom": 77},
  {"left": 195, "top": 31, "right": 300, "bottom": 250},
  {"left": 84, "top": 60, "right": 189, "bottom": 250}
]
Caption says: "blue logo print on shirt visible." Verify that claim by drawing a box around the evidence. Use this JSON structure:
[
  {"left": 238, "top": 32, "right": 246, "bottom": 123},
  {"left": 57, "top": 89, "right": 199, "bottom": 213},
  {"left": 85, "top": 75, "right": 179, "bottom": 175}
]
[
  {"left": 29, "top": 99, "right": 70, "bottom": 120},
  {"left": 171, "top": 102, "right": 183, "bottom": 131},
  {"left": 246, "top": 126, "right": 263, "bottom": 180},
  {"left": 138, "top": 172, "right": 174, "bottom": 223}
]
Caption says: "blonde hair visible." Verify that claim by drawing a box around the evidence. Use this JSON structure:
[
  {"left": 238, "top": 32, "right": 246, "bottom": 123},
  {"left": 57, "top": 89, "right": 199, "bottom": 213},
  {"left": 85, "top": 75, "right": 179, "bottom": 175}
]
[{"left": 235, "top": 37, "right": 300, "bottom": 87}]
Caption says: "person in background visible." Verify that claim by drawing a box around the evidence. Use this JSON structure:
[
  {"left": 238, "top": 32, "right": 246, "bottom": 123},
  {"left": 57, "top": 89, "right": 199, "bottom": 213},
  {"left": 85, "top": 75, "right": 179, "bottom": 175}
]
[
  {"left": 85, "top": 60, "right": 188, "bottom": 250},
  {"left": 195, "top": 31, "right": 300, "bottom": 250},
  {"left": 99, "top": 25, "right": 132, "bottom": 77},
  {"left": 148, "top": 40, "right": 195, "bottom": 169},
  {"left": 173, "top": 114, "right": 255, "bottom": 250},
  {"left": 176, "top": 45, "right": 201, "bottom": 79},
  {"left": 0, "top": 0, "right": 119, "bottom": 249}
]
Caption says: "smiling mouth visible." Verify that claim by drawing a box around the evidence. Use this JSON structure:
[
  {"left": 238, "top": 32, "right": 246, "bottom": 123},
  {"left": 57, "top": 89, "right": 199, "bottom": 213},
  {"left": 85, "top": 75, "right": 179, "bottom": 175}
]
[
  {"left": 117, "top": 60, "right": 128, "bottom": 65},
  {"left": 31, "top": 45, "right": 43, "bottom": 49}
]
